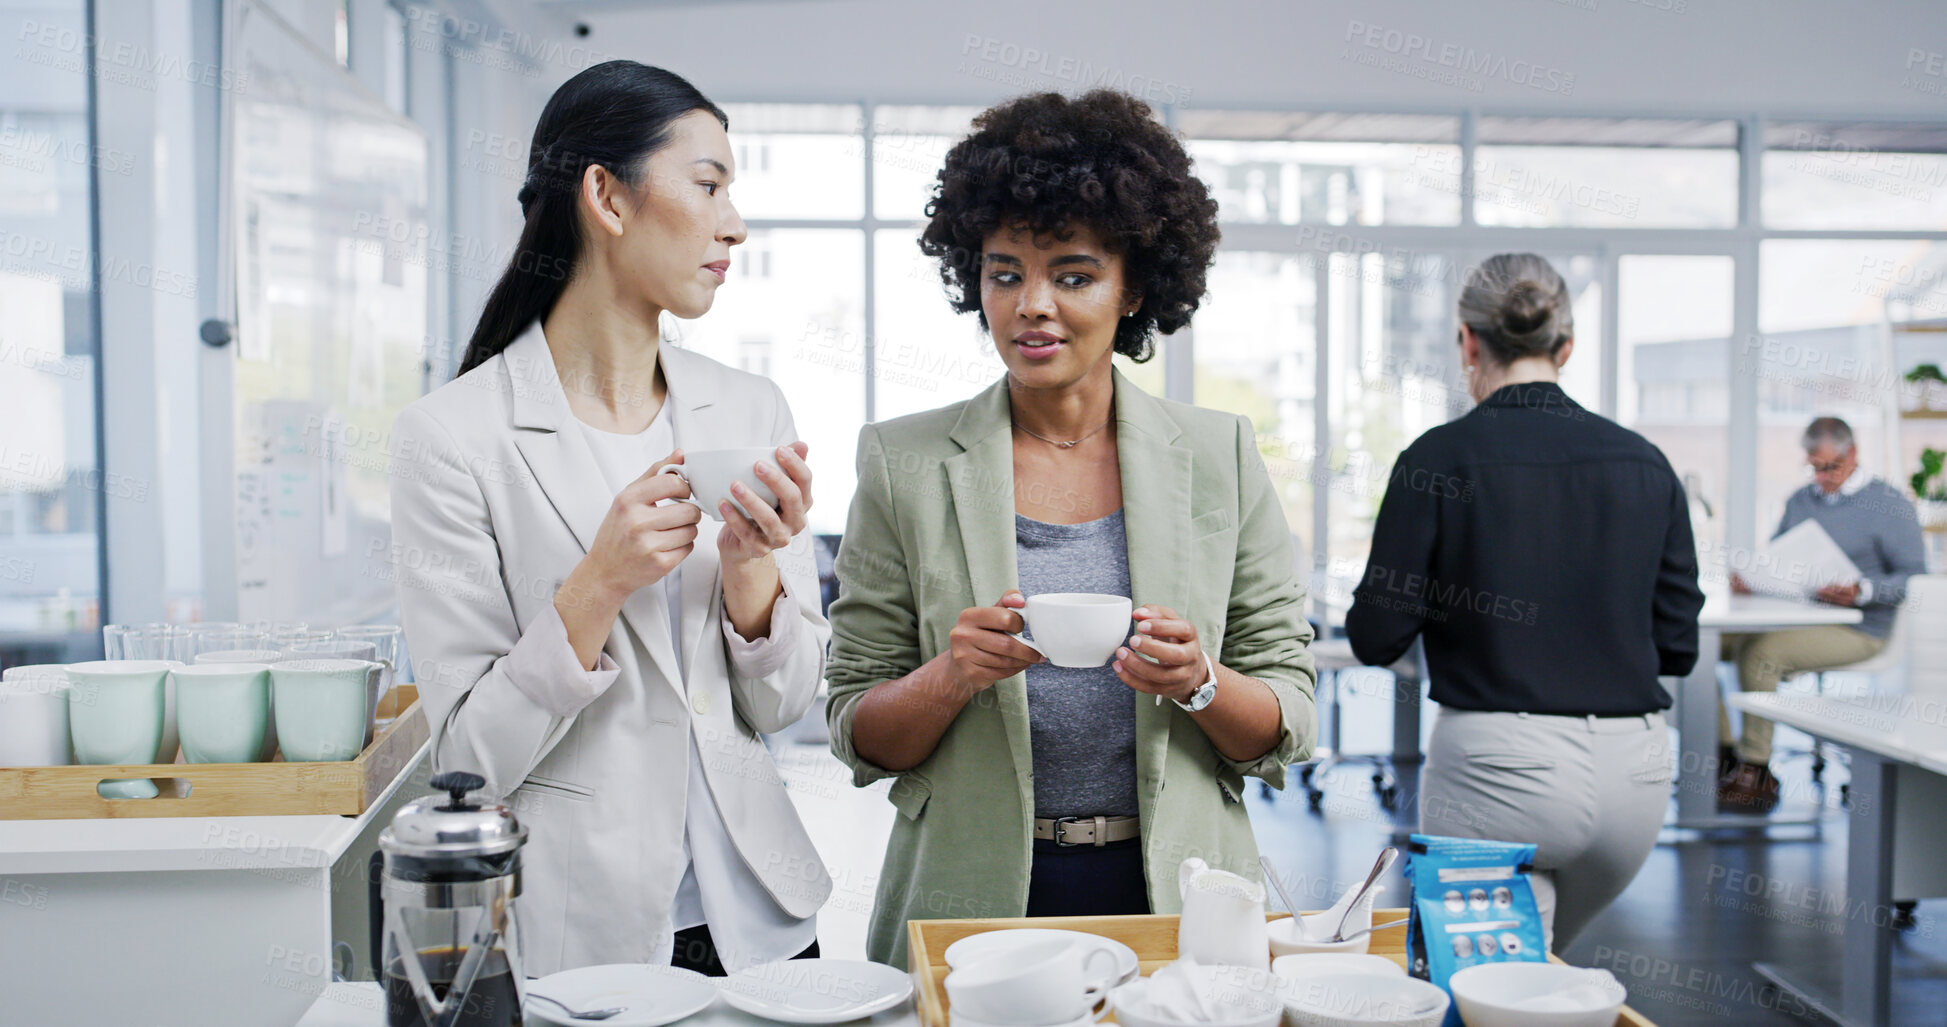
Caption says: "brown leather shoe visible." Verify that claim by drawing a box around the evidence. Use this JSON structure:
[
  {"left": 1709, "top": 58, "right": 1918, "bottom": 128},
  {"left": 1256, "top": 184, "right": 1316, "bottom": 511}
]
[{"left": 1718, "top": 762, "right": 1780, "bottom": 814}]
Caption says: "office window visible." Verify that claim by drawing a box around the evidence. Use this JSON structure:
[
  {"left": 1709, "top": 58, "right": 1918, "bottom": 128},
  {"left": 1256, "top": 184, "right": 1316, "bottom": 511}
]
[
  {"left": 721, "top": 104, "right": 864, "bottom": 221},
  {"left": 1759, "top": 239, "right": 1947, "bottom": 536},
  {"left": 0, "top": 2, "right": 100, "bottom": 643},
  {"left": 871, "top": 229, "right": 1005, "bottom": 422},
  {"left": 1324, "top": 251, "right": 1459, "bottom": 598},
  {"left": 872, "top": 106, "right": 980, "bottom": 222},
  {"left": 1195, "top": 252, "right": 1319, "bottom": 570},
  {"left": 1535, "top": 253, "right": 1604, "bottom": 411},
  {"left": 671, "top": 229, "right": 864, "bottom": 535},
  {"left": 1763, "top": 122, "right": 1947, "bottom": 231},
  {"left": 1618, "top": 256, "right": 1735, "bottom": 552},
  {"left": 1473, "top": 118, "right": 1738, "bottom": 228},
  {"left": 1183, "top": 112, "right": 1462, "bottom": 226}
]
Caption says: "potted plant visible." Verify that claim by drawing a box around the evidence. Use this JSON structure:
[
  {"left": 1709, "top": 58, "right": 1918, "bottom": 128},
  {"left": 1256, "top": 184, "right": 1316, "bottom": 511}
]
[
  {"left": 1905, "top": 364, "right": 1947, "bottom": 413},
  {"left": 1913, "top": 447, "right": 1947, "bottom": 527}
]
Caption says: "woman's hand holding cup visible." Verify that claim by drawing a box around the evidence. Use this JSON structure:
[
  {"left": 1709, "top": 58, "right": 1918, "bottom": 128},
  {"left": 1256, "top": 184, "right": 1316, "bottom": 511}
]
[
  {"left": 1114, "top": 604, "right": 1209, "bottom": 705},
  {"left": 717, "top": 442, "right": 814, "bottom": 564},
  {"left": 944, "top": 591, "right": 1045, "bottom": 697},
  {"left": 573, "top": 449, "right": 702, "bottom": 606}
]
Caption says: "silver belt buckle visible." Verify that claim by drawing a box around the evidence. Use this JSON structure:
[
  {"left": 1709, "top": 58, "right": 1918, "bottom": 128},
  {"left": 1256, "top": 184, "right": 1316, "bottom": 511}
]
[{"left": 1052, "top": 815, "right": 1109, "bottom": 847}]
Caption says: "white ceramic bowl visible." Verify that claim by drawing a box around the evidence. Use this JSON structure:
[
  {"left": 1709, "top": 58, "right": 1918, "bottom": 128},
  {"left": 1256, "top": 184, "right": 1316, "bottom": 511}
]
[
  {"left": 1448, "top": 963, "right": 1626, "bottom": 1027},
  {"left": 1110, "top": 965, "right": 1283, "bottom": 1027},
  {"left": 1268, "top": 915, "right": 1370, "bottom": 956},
  {"left": 1272, "top": 953, "right": 1405, "bottom": 982},
  {"left": 1283, "top": 973, "right": 1449, "bottom": 1027}
]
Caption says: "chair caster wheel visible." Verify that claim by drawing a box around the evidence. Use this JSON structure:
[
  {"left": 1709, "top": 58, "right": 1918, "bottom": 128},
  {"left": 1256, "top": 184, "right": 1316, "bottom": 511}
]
[
  {"left": 1840, "top": 783, "right": 1851, "bottom": 808},
  {"left": 1306, "top": 790, "right": 1325, "bottom": 812},
  {"left": 1893, "top": 901, "right": 1919, "bottom": 931},
  {"left": 1378, "top": 785, "right": 1399, "bottom": 810}
]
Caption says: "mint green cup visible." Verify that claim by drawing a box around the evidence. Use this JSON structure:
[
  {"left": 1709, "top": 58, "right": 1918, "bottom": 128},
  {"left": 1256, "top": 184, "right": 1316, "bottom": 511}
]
[
  {"left": 195, "top": 649, "right": 285, "bottom": 760},
  {"left": 270, "top": 659, "right": 375, "bottom": 762},
  {"left": 172, "top": 663, "right": 272, "bottom": 764},
  {"left": 64, "top": 660, "right": 172, "bottom": 799}
]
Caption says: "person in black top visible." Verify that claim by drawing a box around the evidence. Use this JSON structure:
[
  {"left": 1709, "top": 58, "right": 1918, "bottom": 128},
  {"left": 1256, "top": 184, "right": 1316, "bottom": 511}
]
[{"left": 1346, "top": 253, "right": 1704, "bottom": 953}]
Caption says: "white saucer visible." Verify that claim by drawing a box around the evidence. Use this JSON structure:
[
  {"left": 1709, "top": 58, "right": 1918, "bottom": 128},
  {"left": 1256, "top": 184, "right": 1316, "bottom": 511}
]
[
  {"left": 527, "top": 964, "right": 717, "bottom": 1027},
  {"left": 718, "top": 958, "right": 913, "bottom": 1024},
  {"left": 1271, "top": 952, "right": 1406, "bottom": 981},
  {"left": 944, "top": 929, "right": 1140, "bottom": 985}
]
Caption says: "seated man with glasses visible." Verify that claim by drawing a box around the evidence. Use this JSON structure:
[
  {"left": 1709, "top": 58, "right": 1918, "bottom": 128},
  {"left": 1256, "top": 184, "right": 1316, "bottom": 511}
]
[{"left": 1720, "top": 416, "right": 1927, "bottom": 813}]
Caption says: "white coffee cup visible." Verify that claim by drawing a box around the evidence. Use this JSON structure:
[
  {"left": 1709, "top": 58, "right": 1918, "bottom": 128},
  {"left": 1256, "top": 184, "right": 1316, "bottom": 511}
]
[
  {"left": 1008, "top": 593, "right": 1133, "bottom": 668},
  {"left": 657, "top": 447, "right": 782, "bottom": 521},
  {"left": 0, "top": 665, "right": 73, "bottom": 766},
  {"left": 946, "top": 939, "right": 1117, "bottom": 1025}
]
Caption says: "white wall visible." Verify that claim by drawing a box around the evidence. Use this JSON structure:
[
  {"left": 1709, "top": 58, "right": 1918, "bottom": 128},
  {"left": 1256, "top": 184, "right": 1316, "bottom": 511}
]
[{"left": 574, "top": 0, "right": 1947, "bottom": 118}]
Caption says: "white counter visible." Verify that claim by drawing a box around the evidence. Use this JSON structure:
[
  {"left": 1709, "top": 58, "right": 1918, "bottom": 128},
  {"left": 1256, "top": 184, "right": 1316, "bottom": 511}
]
[{"left": 0, "top": 741, "right": 430, "bottom": 1027}]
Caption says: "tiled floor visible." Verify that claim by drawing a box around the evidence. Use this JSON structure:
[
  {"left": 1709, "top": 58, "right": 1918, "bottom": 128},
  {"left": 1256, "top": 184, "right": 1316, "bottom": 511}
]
[{"left": 781, "top": 670, "right": 1947, "bottom": 1026}]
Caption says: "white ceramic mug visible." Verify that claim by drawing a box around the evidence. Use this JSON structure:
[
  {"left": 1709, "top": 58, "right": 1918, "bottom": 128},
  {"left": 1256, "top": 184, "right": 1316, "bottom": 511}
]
[
  {"left": 64, "top": 660, "right": 173, "bottom": 798},
  {"left": 172, "top": 663, "right": 273, "bottom": 764},
  {"left": 196, "top": 649, "right": 286, "bottom": 760},
  {"left": 1178, "top": 857, "right": 1270, "bottom": 970},
  {"left": 1008, "top": 593, "right": 1133, "bottom": 668},
  {"left": 272, "top": 659, "right": 377, "bottom": 762},
  {"left": 657, "top": 447, "right": 782, "bottom": 520},
  {"left": 0, "top": 666, "right": 73, "bottom": 766},
  {"left": 946, "top": 939, "right": 1117, "bottom": 1025}
]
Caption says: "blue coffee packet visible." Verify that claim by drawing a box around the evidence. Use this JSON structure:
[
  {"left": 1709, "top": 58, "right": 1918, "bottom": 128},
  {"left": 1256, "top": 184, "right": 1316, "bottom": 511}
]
[{"left": 1405, "top": 834, "right": 1549, "bottom": 1027}]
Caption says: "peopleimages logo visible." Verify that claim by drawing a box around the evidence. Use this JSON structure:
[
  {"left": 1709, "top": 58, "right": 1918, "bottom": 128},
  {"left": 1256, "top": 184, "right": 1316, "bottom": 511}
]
[{"left": 1342, "top": 21, "right": 1576, "bottom": 95}]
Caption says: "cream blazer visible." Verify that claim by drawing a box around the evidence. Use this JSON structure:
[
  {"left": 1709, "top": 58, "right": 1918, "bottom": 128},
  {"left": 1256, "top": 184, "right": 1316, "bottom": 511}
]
[{"left": 388, "top": 324, "right": 832, "bottom": 976}]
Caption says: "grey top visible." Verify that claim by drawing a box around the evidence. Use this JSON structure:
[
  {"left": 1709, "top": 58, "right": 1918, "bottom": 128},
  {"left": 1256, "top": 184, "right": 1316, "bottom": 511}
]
[
  {"left": 1016, "top": 510, "right": 1138, "bottom": 819},
  {"left": 1775, "top": 477, "right": 1927, "bottom": 639}
]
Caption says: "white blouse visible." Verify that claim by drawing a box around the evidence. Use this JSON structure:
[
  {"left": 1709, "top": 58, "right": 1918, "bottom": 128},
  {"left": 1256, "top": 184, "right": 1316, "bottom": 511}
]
[{"left": 576, "top": 405, "right": 817, "bottom": 970}]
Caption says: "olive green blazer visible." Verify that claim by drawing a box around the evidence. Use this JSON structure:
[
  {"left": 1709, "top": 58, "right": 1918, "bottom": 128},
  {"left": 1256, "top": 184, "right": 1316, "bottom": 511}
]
[{"left": 825, "top": 370, "right": 1317, "bottom": 967}]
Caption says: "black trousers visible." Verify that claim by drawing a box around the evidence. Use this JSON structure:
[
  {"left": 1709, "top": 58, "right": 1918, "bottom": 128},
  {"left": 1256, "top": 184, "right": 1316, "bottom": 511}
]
[
  {"left": 1024, "top": 836, "right": 1151, "bottom": 917},
  {"left": 670, "top": 924, "right": 820, "bottom": 977}
]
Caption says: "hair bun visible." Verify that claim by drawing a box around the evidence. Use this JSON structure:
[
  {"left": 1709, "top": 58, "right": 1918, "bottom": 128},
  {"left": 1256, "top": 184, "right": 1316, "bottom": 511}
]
[
  {"left": 516, "top": 183, "right": 538, "bottom": 213},
  {"left": 1498, "top": 280, "right": 1554, "bottom": 339}
]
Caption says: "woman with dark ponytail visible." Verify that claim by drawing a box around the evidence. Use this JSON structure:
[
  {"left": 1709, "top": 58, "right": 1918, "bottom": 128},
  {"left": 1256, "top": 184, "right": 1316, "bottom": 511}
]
[
  {"left": 389, "top": 61, "right": 831, "bottom": 977},
  {"left": 1347, "top": 253, "right": 1704, "bottom": 954}
]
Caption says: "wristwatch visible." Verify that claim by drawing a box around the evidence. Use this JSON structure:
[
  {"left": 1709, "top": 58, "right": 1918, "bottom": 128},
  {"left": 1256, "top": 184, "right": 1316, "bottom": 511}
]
[{"left": 1173, "top": 653, "right": 1219, "bottom": 712}]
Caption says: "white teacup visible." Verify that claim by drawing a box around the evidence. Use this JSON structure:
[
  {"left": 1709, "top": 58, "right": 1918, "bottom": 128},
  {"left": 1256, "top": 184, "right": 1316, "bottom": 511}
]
[
  {"left": 1009, "top": 593, "right": 1133, "bottom": 668},
  {"left": 946, "top": 939, "right": 1117, "bottom": 1026},
  {"left": 658, "top": 447, "right": 781, "bottom": 520},
  {"left": 0, "top": 666, "right": 73, "bottom": 766}
]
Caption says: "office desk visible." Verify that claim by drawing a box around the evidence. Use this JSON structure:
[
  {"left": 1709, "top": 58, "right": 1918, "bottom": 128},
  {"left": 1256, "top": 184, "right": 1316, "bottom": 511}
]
[
  {"left": 1669, "top": 595, "right": 1864, "bottom": 830},
  {"left": 1729, "top": 691, "right": 1947, "bottom": 1027}
]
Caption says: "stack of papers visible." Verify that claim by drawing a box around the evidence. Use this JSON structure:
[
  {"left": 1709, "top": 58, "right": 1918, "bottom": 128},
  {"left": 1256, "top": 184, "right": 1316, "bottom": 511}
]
[{"left": 1743, "top": 519, "right": 1861, "bottom": 601}]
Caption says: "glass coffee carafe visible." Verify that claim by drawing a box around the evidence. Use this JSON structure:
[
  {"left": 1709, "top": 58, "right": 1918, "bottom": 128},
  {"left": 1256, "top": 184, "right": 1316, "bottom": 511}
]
[{"left": 375, "top": 771, "right": 526, "bottom": 1027}]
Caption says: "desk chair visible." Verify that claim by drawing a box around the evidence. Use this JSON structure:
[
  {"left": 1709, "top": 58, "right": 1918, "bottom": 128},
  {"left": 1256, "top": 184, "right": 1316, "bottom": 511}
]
[{"left": 1290, "top": 636, "right": 1400, "bottom": 812}]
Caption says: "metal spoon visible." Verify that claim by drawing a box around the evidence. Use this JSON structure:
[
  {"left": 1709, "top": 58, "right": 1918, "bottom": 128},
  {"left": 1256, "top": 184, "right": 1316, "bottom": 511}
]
[
  {"left": 1329, "top": 846, "right": 1399, "bottom": 943},
  {"left": 1334, "top": 916, "right": 1411, "bottom": 942},
  {"left": 1259, "top": 855, "right": 1301, "bottom": 914},
  {"left": 527, "top": 992, "right": 626, "bottom": 1022}
]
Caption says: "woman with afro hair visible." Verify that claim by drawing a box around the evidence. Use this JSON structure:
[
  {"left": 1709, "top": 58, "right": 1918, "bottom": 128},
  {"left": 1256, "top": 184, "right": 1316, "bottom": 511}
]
[{"left": 825, "top": 89, "right": 1318, "bottom": 965}]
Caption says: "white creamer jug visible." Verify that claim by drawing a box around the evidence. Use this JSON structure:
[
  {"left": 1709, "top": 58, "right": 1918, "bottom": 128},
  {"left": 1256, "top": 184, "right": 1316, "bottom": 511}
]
[{"left": 1177, "top": 856, "right": 1269, "bottom": 970}]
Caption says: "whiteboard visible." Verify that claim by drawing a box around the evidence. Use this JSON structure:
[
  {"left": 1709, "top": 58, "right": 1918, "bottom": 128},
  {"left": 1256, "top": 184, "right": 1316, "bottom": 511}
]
[{"left": 224, "top": 0, "right": 429, "bottom": 626}]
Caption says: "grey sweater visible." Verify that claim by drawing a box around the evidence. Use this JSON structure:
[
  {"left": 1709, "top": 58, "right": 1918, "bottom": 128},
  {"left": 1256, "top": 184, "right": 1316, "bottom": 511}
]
[{"left": 1775, "top": 478, "right": 1927, "bottom": 638}]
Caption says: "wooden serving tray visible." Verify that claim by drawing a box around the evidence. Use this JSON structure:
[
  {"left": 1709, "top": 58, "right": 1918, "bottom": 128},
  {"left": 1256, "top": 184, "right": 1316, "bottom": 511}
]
[
  {"left": 908, "top": 910, "right": 1658, "bottom": 1027},
  {"left": 0, "top": 685, "right": 428, "bottom": 819}
]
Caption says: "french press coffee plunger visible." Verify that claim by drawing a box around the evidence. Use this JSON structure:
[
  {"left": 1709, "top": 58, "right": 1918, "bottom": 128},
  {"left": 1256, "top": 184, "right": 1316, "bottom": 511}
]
[{"left": 374, "top": 770, "right": 527, "bottom": 1027}]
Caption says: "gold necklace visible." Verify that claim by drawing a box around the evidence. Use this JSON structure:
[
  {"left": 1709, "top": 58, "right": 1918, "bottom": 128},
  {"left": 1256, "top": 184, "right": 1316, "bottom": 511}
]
[{"left": 1012, "top": 416, "right": 1113, "bottom": 449}]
